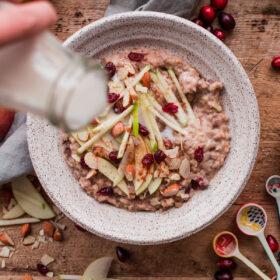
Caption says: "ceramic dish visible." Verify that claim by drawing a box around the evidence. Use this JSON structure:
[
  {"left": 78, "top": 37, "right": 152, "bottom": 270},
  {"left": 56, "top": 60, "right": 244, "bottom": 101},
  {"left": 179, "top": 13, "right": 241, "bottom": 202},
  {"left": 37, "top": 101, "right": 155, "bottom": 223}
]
[{"left": 27, "top": 11, "right": 259, "bottom": 244}]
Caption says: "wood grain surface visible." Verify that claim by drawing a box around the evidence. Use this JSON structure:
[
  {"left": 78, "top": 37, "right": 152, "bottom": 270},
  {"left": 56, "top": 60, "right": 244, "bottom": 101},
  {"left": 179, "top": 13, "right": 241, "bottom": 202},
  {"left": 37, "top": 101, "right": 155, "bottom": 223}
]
[{"left": 2, "top": 0, "right": 280, "bottom": 279}]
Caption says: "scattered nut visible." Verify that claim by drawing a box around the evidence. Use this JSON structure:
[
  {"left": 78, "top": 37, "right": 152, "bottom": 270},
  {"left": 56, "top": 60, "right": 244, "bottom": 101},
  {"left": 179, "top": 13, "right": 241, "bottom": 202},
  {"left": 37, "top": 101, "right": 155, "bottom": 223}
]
[
  {"left": 77, "top": 130, "right": 89, "bottom": 142},
  {"left": 170, "top": 173, "right": 181, "bottom": 181},
  {"left": 165, "top": 147, "right": 179, "bottom": 158},
  {"left": 71, "top": 154, "right": 80, "bottom": 162},
  {"left": 43, "top": 221, "right": 54, "bottom": 237},
  {"left": 53, "top": 228, "right": 63, "bottom": 241},
  {"left": 23, "top": 235, "right": 35, "bottom": 246},
  {"left": 162, "top": 184, "right": 180, "bottom": 197},
  {"left": 84, "top": 152, "right": 98, "bottom": 169},
  {"left": 159, "top": 162, "right": 169, "bottom": 177},
  {"left": 179, "top": 158, "right": 190, "bottom": 179},
  {"left": 125, "top": 165, "right": 135, "bottom": 181},
  {"left": 117, "top": 67, "right": 129, "bottom": 80},
  {"left": 24, "top": 275, "right": 33, "bottom": 280},
  {"left": 0, "top": 232, "right": 14, "bottom": 246},
  {"left": 166, "top": 158, "right": 181, "bottom": 170},
  {"left": 124, "top": 62, "right": 135, "bottom": 75},
  {"left": 86, "top": 169, "right": 97, "bottom": 179},
  {"left": 21, "top": 223, "right": 31, "bottom": 238}
]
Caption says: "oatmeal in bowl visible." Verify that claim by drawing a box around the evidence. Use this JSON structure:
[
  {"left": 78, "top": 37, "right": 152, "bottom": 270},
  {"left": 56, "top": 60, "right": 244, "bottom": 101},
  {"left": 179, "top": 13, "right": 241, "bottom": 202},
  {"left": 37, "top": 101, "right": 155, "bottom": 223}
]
[{"left": 61, "top": 48, "right": 231, "bottom": 212}]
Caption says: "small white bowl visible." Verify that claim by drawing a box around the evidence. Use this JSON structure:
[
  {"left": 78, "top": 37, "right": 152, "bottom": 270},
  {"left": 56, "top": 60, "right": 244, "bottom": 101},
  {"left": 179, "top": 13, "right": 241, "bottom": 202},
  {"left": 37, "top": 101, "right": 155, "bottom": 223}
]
[{"left": 27, "top": 11, "right": 260, "bottom": 244}]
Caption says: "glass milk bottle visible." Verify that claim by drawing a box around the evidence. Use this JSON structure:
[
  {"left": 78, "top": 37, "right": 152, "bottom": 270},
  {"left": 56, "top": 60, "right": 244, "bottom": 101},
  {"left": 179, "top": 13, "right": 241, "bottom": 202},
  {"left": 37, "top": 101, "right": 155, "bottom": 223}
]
[{"left": 0, "top": 31, "right": 108, "bottom": 131}]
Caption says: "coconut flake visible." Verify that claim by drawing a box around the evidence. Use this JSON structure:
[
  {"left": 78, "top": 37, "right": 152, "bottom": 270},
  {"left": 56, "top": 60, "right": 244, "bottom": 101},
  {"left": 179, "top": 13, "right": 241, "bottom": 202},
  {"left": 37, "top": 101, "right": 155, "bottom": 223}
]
[
  {"left": 41, "top": 254, "right": 55, "bottom": 266},
  {"left": 46, "top": 271, "right": 54, "bottom": 278},
  {"left": 0, "top": 246, "right": 10, "bottom": 258},
  {"left": 39, "top": 229, "right": 45, "bottom": 236}
]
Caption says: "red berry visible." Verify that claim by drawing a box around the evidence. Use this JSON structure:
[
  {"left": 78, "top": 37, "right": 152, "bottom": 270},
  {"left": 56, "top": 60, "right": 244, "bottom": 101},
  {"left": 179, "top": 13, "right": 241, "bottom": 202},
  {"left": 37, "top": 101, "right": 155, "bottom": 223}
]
[
  {"left": 191, "top": 177, "right": 205, "bottom": 190},
  {"left": 128, "top": 52, "right": 144, "bottom": 62},
  {"left": 218, "top": 259, "right": 236, "bottom": 270},
  {"left": 200, "top": 6, "right": 216, "bottom": 24},
  {"left": 97, "top": 187, "right": 114, "bottom": 196},
  {"left": 272, "top": 57, "right": 280, "bottom": 70},
  {"left": 80, "top": 153, "right": 90, "bottom": 169},
  {"left": 113, "top": 99, "right": 125, "bottom": 114},
  {"left": 214, "top": 270, "right": 233, "bottom": 280},
  {"left": 109, "top": 151, "right": 121, "bottom": 164},
  {"left": 181, "top": 187, "right": 191, "bottom": 194},
  {"left": 205, "top": 25, "right": 214, "bottom": 33},
  {"left": 211, "top": 0, "right": 228, "bottom": 10},
  {"left": 219, "top": 12, "right": 236, "bottom": 30},
  {"left": 192, "top": 18, "right": 204, "bottom": 27},
  {"left": 142, "top": 153, "right": 154, "bottom": 167},
  {"left": 163, "top": 138, "right": 173, "bottom": 149},
  {"left": 154, "top": 150, "right": 167, "bottom": 164},
  {"left": 194, "top": 147, "right": 204, "bottom": 162},
  {"left": 74, "top": 223, "right": 86, "bottom": 232},
  {"left": 37, "top": 264, "right": 49, "bottom": 276},
  {"left": 267, "top": 235, "right": 279, "bottom": 252},
  {"left": 116, "top": 246, "right": 130, "bottom": 263},
  {"left": 214, "top": 29, "right": 226, "bottom": 40},
  {"left": 105, "top": 62, "right": 116, "bottom": 78},
  {"left": 108, "top": 93, "right": 120, "bottom": 103},
  {"left": 162, "top": 103, "right": 178, "bottom": 114},
  {"left": 139, "top": 123, "right": 150, "bottom": 136}
]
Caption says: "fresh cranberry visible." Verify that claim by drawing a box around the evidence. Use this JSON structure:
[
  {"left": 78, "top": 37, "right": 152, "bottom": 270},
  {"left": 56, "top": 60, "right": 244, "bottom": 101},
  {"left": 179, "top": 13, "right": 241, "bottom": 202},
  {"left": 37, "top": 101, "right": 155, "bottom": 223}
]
[
  {"left": 105, "top": 62, "right": 116, "bottom": 78},
  {"left": 128, "top": 52, "right": 144, "bottom": 62},
  {"left": 272, "top": 57, "right": 280, "bottom": 70},
  {"left": 109, "top": 151, "right": 121, "bottom": 164},
  {"left": 214, "top": 29, "right": 226, "bottom": 41},
  {"left": 218, "top": 12, "right": 236, "bottom": 30},
  {"left": 113, "top": 99, "right": 125, "bottom": 114},
  {"left": 200, "top": 6, "right": 216, "bottom": 24},
  {"left": 192, "top": 18, "right": 204, "bottom": 27},
  {"left": 162, "top": 103, "right": 178, "bottom": 114},
  {"left": 191, "top": 177, "right": 205, "bottom": 190},
  {"left": 211, "top": 0, "right": 227, "bottom": 10},
  {"left": 194, "top": 147, "right": 204, "bottom": 162},
  {"left": 205, "top": 25, "right": 214, "bottom": 33},
  {"left": 154, "top": 150, "right": 167, "bottom": 164},
  {"left": 37, "top": 264, "right": 49, "bottom": 276},
  {"left": 139, "top": 123, "right": 150, "bottom": 136},
  {"left": 266, "top": 235, "right": 279, "bottom": 252},
  {"left": 80, "top": 153, "right": 90, "bottom": 169},
  {"left": 142, "top": 153, "right": 154, "bottom": 167},
  {"left": 74, "top": 223, "right": 86, "bottom": 232},
  {"left": 108, "top": 93, "right": 120, "bottom": 103},
  {"left": 116, "top": 246, "right": 130, "bottom": 262},
  {"left": 97, "top": 187, "right": 114, "bottom": 196},
  {"left": 163, "top": 138, "right": 173, "bottom": 149},
  {"left": 214, "top": 270, "right": 233, "bottom": 280},
  {"left": 218, "top": 259, "right": 236, "bottom": 270}
]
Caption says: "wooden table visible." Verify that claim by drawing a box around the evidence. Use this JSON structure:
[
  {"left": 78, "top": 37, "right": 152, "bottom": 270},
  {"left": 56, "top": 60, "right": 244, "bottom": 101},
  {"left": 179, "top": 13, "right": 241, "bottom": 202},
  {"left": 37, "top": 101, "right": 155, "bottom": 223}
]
[{"left": 2, "top": 0, "right": 280, "bottom": 279}]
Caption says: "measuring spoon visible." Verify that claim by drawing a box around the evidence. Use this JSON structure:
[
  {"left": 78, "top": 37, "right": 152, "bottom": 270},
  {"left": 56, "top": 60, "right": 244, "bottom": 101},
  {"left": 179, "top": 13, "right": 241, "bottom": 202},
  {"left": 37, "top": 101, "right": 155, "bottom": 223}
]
[
  {"left": 213, "top": 231, "right": 270, "bottom": 280},
  {"left": 236, "top": 203, "right": 280, "bottom": 280},
  {"left": 266, "top": 175, "right": 280, "bottom": 223}
]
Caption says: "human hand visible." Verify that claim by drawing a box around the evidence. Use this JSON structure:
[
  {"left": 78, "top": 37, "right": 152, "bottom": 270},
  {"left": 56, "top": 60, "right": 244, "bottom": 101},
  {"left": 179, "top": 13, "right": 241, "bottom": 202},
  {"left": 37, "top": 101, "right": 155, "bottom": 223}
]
[{"left": 0, "top": 0, "right": 57, "bottom": 46}]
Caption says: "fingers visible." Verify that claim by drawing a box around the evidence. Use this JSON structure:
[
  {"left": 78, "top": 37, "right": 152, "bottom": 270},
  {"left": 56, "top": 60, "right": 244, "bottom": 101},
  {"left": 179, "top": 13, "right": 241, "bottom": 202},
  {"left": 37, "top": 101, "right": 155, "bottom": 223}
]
[{"left": 0, "top": 1, "right": 57, "bottom": 46}]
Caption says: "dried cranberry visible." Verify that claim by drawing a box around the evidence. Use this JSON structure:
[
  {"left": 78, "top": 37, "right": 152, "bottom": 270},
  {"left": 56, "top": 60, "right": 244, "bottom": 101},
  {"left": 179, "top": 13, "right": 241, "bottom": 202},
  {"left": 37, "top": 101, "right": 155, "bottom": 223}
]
[
  {"left": 162, "top": 103, "right": 178, "bottom": 114},
  {"left": 105, "top": 62, "right": 116, "bottom": 78},
  {"left": 74, "top": 223, "right": 86, "bottom": 232},
  {"left": 205, "top": 25, "right": 214, "bottom": 33},
  {"left": 142, "top": 153, "right": 154, "bottom": 167},
  {"left": 65, "top": 146, "right": 71, "bottom": 156},
  {"left": 163, "top": 138, "right": 173, "bottom": 149},
  {"left": 218, "top": 259, "right": 236, "bottom": 270},
  {"left": 113, "top": 98, "right": 125, "bottom": 114},
  {"left": 191, "top": 177, "right": 205, "bottom": 190},
  {"left": 108, "top": 93, "right": 120, "bottom": 103},
  {"left": 214, "top": 29, "right": 226, "bottom": 41},
  {"left": 128, "top": 52, "right": 144, "bottom": 62},
  {"left": 192, "top": 18, "right": 204, "bottom": 27},
  {"left": 37, "top": 264, "right": 49, "bottom": 276},
  {"left": 194, "top": 147, "right": 204, "bottom": 162},
  {"left": 211, "top": 0, "right": 227, "bottom": 10},
  {"left": 218, "top": 12, "right": 236, "bottom": 30},
  {"left": 181, "top": 187, "right": 190, "bottom": 194},
  {"left": 154, "top": 150, "right": 167, "bottom": 164},
  {"left": 80, "top": 153, "right": 90, "bottom": 169},
  {"left": 97, "top": 187, "right": 114, "bottom": 196},
  {"left": 139, "top": 123, "right": 150, "bottom": 136},
  {"left": 272, "top": 57, "right": 280, "bottom": 70},
  {"left": 109, "top": 151, "right": 121, "bottom": 164},
  {"left": 116, "top": 246, "right": 130, "bottom": 262},
  {"left": 214, "top": 270, "right": 233, "bottom": 280},
  {"left": 267, "top": 235, "right": 279, "bottom": 252},
  {"left": 200, "top": 6, "right": 216, "bottom": 24}
]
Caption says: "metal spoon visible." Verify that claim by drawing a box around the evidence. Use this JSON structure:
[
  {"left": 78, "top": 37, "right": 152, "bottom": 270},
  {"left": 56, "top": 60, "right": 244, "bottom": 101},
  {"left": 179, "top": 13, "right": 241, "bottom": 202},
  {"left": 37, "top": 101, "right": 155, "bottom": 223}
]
[
  {"left": 266, "top": 175, "right": 280, "bottom": 223},
  {"left": 213, "top": 231, "right": 270, "bottom": 280},
  {"left": 236, "top": 203, "right": 280, "bottom": 280}
]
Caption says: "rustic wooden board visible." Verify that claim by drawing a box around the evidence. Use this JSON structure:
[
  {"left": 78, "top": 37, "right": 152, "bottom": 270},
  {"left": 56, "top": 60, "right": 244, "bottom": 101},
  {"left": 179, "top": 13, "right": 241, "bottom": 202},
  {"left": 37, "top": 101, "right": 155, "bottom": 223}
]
[{"left": 2, "top": 0, "right": 280, "bottom": 279}]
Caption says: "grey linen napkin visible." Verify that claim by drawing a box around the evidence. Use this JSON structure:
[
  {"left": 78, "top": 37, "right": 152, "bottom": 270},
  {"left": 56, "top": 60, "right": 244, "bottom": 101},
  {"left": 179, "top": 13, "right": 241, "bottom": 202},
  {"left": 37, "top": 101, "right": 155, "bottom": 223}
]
[{"left": 0, "top": 0, "right": 199, "bottom": 184}]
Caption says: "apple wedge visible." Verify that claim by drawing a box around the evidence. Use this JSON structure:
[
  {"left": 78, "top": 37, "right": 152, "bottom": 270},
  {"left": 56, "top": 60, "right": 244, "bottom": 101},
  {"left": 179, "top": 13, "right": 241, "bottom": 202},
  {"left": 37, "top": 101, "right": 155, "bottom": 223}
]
[
  {"left": 136, "top": 164, "right": 154, "bottom": 196},
  {"left": 0, "top": 217, "right": 40, "bottom": 226},
  {"left": 132, "top": 100, "right": 139, "bottom": 137},
  {"left": 12, "top": 177, "right": 55, "bottom": 219},
  {"left": 132, "top": 65, "right": 151, "bottom": 86},
  {"left": 97, "top": 157, "right": 129, "bottom": 195},
  {"left": 3, "top": 204, "right": 25, "bottom": 220},
  {"left": 133, "top": 135, "right": 148, "bottom": 191},
  {"left": 82, "top": 257, "right": 113, "bottom": 280},
  {"left": 148, "top": 178, "right": 163, "bottom": 195}
]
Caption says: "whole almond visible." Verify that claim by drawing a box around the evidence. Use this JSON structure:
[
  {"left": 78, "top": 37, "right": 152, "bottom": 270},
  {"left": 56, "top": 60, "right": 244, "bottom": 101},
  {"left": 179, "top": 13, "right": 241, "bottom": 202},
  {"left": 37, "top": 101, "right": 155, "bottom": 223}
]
[
  {"left": 43, "top": 221, "right": 54, "bottom": 237},
  {"left": 53, "top": 228, "right": 63, "bottom": 241},
  {"left": 0, "top": 232, "right": 14, "bottom": 246},
  {"left": 21, "top": 223, "right": 31, "bottom": 238},
  {"left": 24, "top": 275, "right": 33, "bottom": 280}
]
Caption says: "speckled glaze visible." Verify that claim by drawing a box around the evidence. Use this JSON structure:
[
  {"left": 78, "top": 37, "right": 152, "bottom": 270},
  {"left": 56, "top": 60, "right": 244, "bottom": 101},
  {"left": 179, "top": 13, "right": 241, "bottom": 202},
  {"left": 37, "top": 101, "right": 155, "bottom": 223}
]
[{"left": 26, "top": 12, "right": 260, "bottom": 244}]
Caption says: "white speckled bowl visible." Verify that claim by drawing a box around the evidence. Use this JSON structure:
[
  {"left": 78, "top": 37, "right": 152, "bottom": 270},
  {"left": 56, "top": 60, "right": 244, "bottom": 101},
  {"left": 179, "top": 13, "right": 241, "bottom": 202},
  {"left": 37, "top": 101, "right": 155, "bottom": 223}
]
[{"left": 27, "top": 12, "right": 259, "bottom": 244}]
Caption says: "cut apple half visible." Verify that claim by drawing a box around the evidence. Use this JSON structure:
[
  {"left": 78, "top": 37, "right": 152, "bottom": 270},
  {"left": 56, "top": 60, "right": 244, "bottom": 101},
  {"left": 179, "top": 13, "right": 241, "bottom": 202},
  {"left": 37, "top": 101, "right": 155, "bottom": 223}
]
[
  {"left": 148, "top": 178, "right": 163, "bottom": 195},
  {"left": 82, "top": 257, "right": 113, "bottom": 280},
  {"left": 12, "top": 176, "right": 55, "bottom": 219},
  {"left": 3, "top": 204, "right": 25, "bottom": 220}
]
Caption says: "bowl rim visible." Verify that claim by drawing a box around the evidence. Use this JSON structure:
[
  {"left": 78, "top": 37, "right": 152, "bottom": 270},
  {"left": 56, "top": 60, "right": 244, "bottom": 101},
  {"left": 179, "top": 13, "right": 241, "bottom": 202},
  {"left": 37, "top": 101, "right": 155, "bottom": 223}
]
[{"left": 27, "top": 11, "right": 260, "bottom": 244}]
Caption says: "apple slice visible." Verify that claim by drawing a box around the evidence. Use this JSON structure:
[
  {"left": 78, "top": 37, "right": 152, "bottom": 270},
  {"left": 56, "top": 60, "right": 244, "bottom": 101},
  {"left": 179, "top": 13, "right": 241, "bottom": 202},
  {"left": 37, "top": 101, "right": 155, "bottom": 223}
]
[
  {"left": 12, "top": 177, "right": 55, "bottom": 219},
  {"left": 136, "top": 164, "right": 154, "bottom": 195},
  {"left": 82, "top": 257, "right": 113, "bottom": 280},
  {"left": 148, "top": 178, "right": 163, "bottom": 195},
  {"left": 133, "top": 100, "right": 139, "bottom": 137},
  {"left": 3, "top": 204, "right": 25, "bottom": 220},
  {"left": 0, "top": 217, "right": 40, "bottom": 226},
  {"left": 117, "top": 115, "right": 133, "bottom": 159},
  {"left": 97, "top": 157, "right": 129, "bottom": 195}
]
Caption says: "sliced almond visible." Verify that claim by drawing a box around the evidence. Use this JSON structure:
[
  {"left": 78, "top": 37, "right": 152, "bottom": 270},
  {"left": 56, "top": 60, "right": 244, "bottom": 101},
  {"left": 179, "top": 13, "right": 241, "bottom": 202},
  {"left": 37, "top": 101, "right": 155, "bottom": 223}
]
[
  {"left": 179, "top": 158, "right": 190, "bottom": 179},
  {"left": 41, "top": 254, "right": 55, "bottom": 266},
  {"left": 84, "top": 152, "right": 98, "bottom": 169},
  {"left": 150, "top": 197, "right": 161, "bottom": 206},
  {"left": 163, "top": 184, "right": 180, "bottom": 197},
  {"left": 165, "top": 147, "right": 179, "bottom": 159},
  {"left": 170, "top": 173, "right": 181, "bottom": 181},
  {"left": 153, "top": 169, "right": 159, "bottom": 178},
  {"left": 117, "top": 67, "right": 129, "bottom": 80},
  {"left": 86, "top": 169, "right": 97, "bottom": 179},
  {"left": 210, "top": 101, "right": 222, "bottom": 112},
  {"left": 122, "top": 89, "right": 132, "bottom": 108},
  {"left": 158, "top": 162, "right": 169, "bottom": 178},
  {"left": 31, "top": 240, "right": 40, "bottom": 250},
  {"left": 23, "top": 235, "right": 35, "bottom": 246},
  {"left": 43, "top": 221, "right": 54, "bottom": 237},
  {"left": 71, "top": 154, "right": 80, "bottom": 162},
  {"left": 77, "top": 130, "right": 89, "bottom": 142},
  {"left": 166, "top": 158, "right": 181, "bottom": 170},
  {"left": 124, "top": 165, "right": 135, "bottom": 181},
  {"left": 124, "top": 62, "right": 135, "bottom": 75},
  {"left": 0, "top": 232, "right": 14, "bottom": 246}
]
